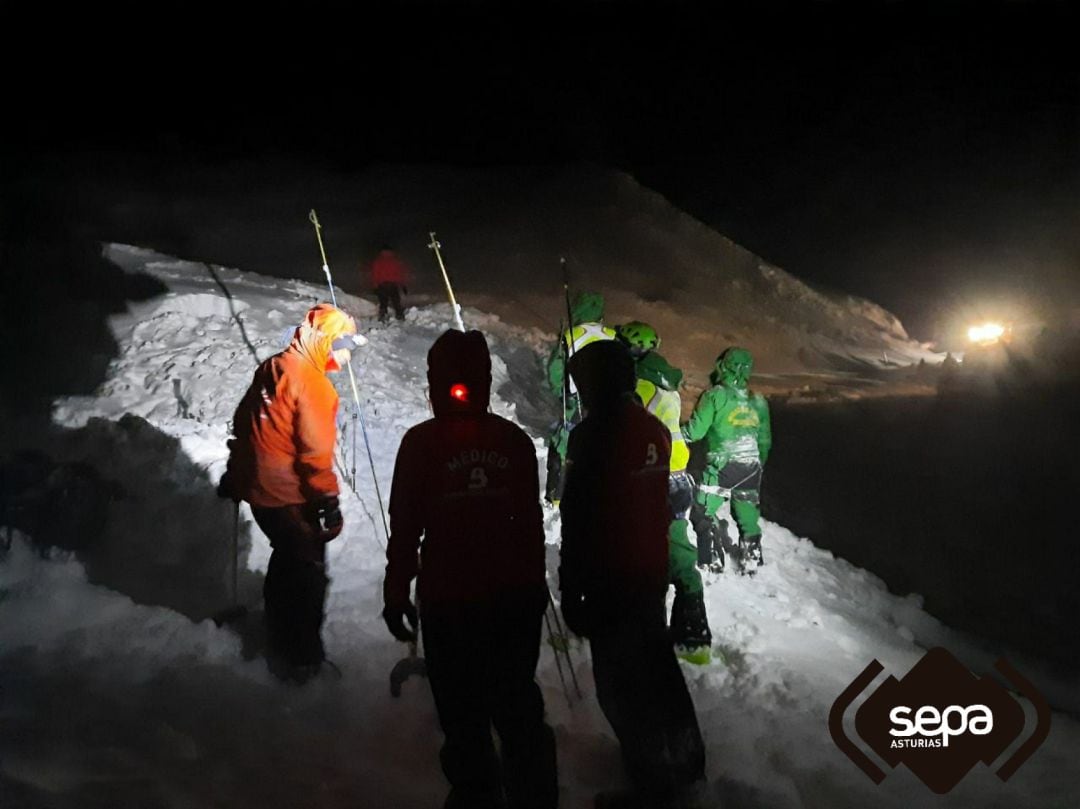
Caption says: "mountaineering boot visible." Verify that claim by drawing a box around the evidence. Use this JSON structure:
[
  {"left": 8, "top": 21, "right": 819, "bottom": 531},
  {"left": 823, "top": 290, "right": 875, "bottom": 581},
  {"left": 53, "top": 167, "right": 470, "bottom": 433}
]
[
  {"left": 716, "top": 518, "right": 737, "bottom": 558},
  {"left": 737, "top": 534, "right": 764, "bottom": 575},
  {"left": 671, "top": 591, "right": 712, "bottom": 665},
  {"left": 692, "top": 520, "right": 724, "bottom": 574}
]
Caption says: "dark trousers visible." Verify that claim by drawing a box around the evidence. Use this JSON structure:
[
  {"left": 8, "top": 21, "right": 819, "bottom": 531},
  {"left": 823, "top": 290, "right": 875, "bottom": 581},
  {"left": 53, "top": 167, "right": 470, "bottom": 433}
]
[
  {"left": 589, "top": 598, "right": 705, "bottom": 801},
  {"left": 422, "top": 596, "right": 558, "bottom": 809},
  {"left": 252, "top": 505, "right": 329, "bottom": 668},
  {"left": 375, "top": 282, "right": 405, "bottom": 322}
]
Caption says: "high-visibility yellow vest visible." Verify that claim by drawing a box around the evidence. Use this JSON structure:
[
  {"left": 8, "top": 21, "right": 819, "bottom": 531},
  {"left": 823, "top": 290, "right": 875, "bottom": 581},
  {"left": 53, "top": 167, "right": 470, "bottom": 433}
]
[{"left": 635, "top": 378, "right": 689, "bottom": 472}]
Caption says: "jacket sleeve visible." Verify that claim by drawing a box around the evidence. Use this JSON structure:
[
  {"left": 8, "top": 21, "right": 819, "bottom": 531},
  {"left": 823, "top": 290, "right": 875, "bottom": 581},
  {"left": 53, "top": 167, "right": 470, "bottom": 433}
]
[
  {"left": 558, "top": 426, "right": 594, "bottom": 598},
  {"left": 293, "top": 376, "right": 340, "bottom": 501},
  {"left": 682, "top": 388, "right": 721, "bottom": 443},
  {"left": 384, "top": 429, "right": 425, "bottom": 609},
  {"left": 546, "top": 340, "right": 566, "bottom": 397},
  {"left": 512, "top": 428, "right": 548, "bottom": 594},
  {"left": 754, "top": 394, "right": 772, "bottom": 465}
]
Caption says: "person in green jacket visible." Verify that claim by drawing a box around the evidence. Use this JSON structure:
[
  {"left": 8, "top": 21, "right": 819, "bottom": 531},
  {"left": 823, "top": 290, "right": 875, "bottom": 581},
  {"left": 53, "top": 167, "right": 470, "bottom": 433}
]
[
  {"left": 682, "top": 347, "right": 772, "bottom": 575},
  {"left": 543, "top": 291, "right": 616, "bottom": 503},
  {"left": 618, "top": 322, "right": 713, "bottom": 664}
]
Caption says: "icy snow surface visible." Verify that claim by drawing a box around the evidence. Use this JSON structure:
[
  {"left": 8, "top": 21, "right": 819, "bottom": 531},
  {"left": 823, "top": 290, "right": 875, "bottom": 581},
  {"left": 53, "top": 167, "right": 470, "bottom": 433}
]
[{"left": 1, "top": 245, "right": 1076, "bottom": 809}]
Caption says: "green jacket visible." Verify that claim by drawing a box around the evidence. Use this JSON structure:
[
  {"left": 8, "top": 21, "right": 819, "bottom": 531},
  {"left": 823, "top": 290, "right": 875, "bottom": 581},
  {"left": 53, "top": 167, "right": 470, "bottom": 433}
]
[{"left": 682, "top": 383, "right": 771, "bottom": 471}]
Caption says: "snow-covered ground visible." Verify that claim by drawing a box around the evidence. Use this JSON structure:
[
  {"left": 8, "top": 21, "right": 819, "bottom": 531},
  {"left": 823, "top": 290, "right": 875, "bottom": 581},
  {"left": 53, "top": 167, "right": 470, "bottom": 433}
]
[{"left": 1, "top": 247, "right": 1075, "bottom": 809}]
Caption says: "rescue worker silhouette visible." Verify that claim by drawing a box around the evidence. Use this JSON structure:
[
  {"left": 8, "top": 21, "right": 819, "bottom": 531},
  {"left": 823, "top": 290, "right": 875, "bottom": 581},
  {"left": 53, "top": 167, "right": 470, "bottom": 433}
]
[
  {"left": 617, "top": 321, "right": 712, "bottom": 665},
  {"left": 543, "top": 291, "right": 616, "bottom": 504},
  {"left": 560, "top": 339, "right": 706, "bottom": 808},
  {"left": 682, "top": 347, "right": 772, "bottom": 575},
  {"left": 384, "top": 329, "right": 557, "bottom": 809},
  {"left": 368, "top": 244, "right": 411, "bottom": 323},
  {"left": 219, "top": 303, "right": 365, "bottom": 683}
]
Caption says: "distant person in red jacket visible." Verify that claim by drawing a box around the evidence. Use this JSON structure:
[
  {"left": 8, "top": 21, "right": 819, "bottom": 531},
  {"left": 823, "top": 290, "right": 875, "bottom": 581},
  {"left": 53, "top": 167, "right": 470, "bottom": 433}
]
[
  {"left": 368, "top": 244, "right": 411, "bottom": 323},
  {"left": 383, "top": 329, "right": 557, "bottom": 809},
  {"left": 219, "top": 303, "right": 365, "bottom": 683},
  {"left": 560, "top": 339, "right": 705, "bottom": 808}
]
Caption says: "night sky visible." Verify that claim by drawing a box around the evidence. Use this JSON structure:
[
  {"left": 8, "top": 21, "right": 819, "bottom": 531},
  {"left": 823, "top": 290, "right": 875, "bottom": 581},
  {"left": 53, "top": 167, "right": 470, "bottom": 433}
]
[{"left": 4, "top": 0, "right": 1078, "bottom": 344}]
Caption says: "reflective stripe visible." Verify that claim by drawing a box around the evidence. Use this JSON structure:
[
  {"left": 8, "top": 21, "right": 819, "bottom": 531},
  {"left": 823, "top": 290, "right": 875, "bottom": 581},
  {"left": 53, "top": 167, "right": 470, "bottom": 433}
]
[
  {"left": 564, "top": 323, "right": 616, "bottom": 393},
  {"left": 567, "top": 323, "right": 616, "bottom": 353}
]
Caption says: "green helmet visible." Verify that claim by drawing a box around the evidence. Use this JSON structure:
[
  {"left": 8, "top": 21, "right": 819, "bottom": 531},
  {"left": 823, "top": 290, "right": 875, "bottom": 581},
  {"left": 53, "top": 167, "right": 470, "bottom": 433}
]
[
  {"left": 714, "top": 346, "right": 753, "bottom": 389},
  {"left": 616, "top": 321, "right": 660, "bottom": 357},
  {"left": 571, "top": 291, "right": 605, "bottom": 325}
]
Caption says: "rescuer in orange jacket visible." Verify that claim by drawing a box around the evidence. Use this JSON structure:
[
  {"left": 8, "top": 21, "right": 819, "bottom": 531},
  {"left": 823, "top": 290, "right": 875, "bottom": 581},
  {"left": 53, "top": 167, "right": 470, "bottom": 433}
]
[{"left": 220, "top": 303, "right": 364, "bottom": 683}]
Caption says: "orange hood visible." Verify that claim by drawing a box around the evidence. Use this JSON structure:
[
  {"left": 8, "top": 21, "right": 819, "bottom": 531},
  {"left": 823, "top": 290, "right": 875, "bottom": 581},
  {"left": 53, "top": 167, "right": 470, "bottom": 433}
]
[{"left": 288, "top": 303, "right": 357, "bottom": 373}]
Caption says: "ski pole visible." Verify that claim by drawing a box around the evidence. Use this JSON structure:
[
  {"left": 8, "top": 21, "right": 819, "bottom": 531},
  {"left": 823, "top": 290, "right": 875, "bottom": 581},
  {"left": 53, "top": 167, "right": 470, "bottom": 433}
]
[
  {"left": 308, "top": 210, "right": 339, "bottom": 308},
  {"left": 543, "top": 604, "right": 574, "bottom": 708},
  {"left": 427, "top": 232, "right": 465, "bottom": 331},
  {"left": 547, "top": 585, "right": 582, "bottom": 699},
  {"left": 231, "top": 500, "right": 239, "bottom": 605},
  {"left": 211, "top": 501, "right": 248, "bottom": 627},
  {"left": 351, "top": 407, "right": 358, "bottom": 490},
  {"left": 560, "top": 257, "right": 580, "bottom": 408},
  {"left": 307, "top": 210, "right": 391, "bottom": 545}
]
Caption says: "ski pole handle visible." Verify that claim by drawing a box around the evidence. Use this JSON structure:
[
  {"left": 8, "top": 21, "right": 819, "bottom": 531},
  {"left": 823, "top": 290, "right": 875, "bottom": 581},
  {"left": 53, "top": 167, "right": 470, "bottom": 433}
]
[{"left": 309, "top": 209, "right": 339, "bottom": 307}]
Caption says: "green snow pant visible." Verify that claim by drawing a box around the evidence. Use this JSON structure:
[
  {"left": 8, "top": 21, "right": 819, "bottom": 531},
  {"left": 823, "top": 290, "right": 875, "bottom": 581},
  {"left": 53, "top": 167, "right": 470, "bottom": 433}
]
[
  {"left": 692, "top": 461, "right": 763, "bottom": 566},
  {"left": 667, "top": 473, "right": 702, "bottom": 596}
]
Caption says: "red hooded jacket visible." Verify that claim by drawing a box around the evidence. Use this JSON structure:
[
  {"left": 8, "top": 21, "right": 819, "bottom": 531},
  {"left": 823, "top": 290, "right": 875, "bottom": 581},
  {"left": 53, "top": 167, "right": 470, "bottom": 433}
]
[
  {"left": 384, "top": 331, "right": 547, "bottom": 610},
  {"left": 370, "top": 249, "right": 411, "bottom": 288}
]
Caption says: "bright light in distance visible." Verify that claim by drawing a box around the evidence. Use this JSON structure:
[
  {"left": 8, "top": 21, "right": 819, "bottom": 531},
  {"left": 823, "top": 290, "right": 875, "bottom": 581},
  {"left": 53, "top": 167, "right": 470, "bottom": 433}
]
[
  {"left": 967, "top": 322, "right": 1006, "bottom": 345},
  {"left": 450, "top": 383, "right": 469, "bottom": 402}
]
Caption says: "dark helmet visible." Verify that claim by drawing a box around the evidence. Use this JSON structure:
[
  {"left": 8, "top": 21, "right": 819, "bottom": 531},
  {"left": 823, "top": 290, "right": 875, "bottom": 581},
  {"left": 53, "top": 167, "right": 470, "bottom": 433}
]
[
  {"left": 568, "top": 340, "right": 635, "bottom": 412},
  {"left": 635, "top": 350, "right": 683, "bottom": 391},
  {"left": 427, "top": 329, "right": 492, "bottom": 416},
  {"left": 714, "top": 347, "right": 753, "bottom": 389},
  {"left": 616, "top": 321, "right": 660, "bottom": 357}
]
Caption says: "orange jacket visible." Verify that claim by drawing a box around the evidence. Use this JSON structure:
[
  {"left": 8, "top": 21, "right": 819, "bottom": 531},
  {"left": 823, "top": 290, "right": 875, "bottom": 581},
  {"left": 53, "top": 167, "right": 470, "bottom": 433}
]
[{"left": 226, "top": 305, "right": 353, "bottom": 507}]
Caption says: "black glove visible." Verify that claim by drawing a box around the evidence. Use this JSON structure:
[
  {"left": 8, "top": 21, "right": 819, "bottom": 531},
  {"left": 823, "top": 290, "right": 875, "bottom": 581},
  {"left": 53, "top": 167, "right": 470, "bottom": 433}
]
[
  {"left": 383, "top": 601, "right": 419, "bottom": 643},
  {"left": 314, "top": 496, "right": 343, "bottom": 542},
  {"left": 560, "top": 591, "right": 590, "bottom": 638},
  {"left": 216, "top": 470, "right": 240, "bottom": 503}
]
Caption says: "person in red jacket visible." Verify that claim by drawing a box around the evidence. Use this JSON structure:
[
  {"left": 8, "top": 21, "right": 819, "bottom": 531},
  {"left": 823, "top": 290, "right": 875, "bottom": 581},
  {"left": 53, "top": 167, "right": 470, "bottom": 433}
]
[
  {"left": 559, "top": 340, "right": 705, "bottom": 809},
  {"left": 368, "top": 244, "right": 411, "bottom": 323},
  {"left": 383, "top": 329, "right": 557, "bottom": 809},
  {"left": 219, "top": 303, "right": 364, "bottom": 683}
]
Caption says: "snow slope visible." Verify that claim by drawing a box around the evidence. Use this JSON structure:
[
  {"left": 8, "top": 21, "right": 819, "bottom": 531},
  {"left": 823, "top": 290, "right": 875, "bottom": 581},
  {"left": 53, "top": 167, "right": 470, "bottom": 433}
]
[
  {"left": 85, "top": 161, "right": 939, "bottom": 382},
  {"left": 0, "top": 246, "right": 1074, "bottom": 809}
]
